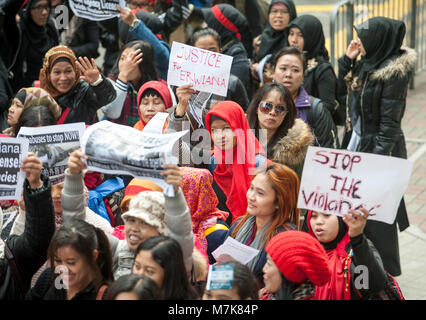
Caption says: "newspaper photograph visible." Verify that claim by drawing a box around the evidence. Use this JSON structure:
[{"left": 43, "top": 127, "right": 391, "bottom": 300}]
[
  {"left": 17, "top": 123, "right": 86, "bottom": 185},
  {"left": 81, "top": 120, "right": 188, "bottom": 195},
  {"left": 0, "top": 137, "right": 29, "bottom": 200}
]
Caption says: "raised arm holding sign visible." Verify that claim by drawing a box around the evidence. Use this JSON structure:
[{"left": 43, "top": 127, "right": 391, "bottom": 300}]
[
  {"left": 297, "top": 146, "right": 413, "bottom": 225},
  {"left": 167, "top": 42, "right": 233, "bottom": 97}
]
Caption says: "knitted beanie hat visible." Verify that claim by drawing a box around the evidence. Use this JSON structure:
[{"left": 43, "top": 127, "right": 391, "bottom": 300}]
[
  {"left": 121, "top": 191, "right": 168, "bottom": 236},
  {"left": 120, "top": 178, "right": 163, "bottom": 209},
  {"left": 265, "top": 231, "right": 331, "bottom": 286}
]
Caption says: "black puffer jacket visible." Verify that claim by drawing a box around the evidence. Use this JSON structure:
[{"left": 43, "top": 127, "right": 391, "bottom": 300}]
[
  {"left": 2, "top": 0, "right": 59, "bottom": 93},
  {"left": 306, "top": 96, "right": 340, "bottom": 149},
  {"left": 338, "top": 47, "right": 416, "bottom": 158},
  {"left": 304, "top": 59, "right": 342, "bottom": 125},
  {"left": 222, "top": 40, "right": 250, "bottom": 87},
  {"left": 0, "top": 175, "right": 55, "bottom": 300},
  {"left": 337, "top": 47, "right": 417, "bottom": 276},
  {"left": 56, "top": 75, "right": 116, "bottom": 124}
]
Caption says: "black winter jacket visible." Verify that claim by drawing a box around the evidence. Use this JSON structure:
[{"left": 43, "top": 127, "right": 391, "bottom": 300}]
[
  {"left": 304, "top": 59, "right": 342, "bottom": 126},
  {"left": 1, "top": 0, "right": 59, "bottom": 93},
  {"left": 56, "top": 75, "right": 116, "bottom": 124},
  {"left": 222, "top": 40, "right": 250, "bottom": 87},
  {"left": 307, "top": 96, "right": 340, "bottom": 149},
  {"left": 338, "top": 47, "right": 416, "bottom": 158},
  {"left": 0, "top": 175, "right": 55, "bottom": 300}
]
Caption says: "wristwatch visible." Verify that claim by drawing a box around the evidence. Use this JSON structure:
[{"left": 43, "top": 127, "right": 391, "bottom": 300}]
[{"left": 131, "top": 19, "right": 140, "bottom": 29}]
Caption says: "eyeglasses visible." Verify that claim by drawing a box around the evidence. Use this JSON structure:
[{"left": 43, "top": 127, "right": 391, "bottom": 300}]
[
  {"left": 259, "top": 102, "right": 288, "bottom": 115},
  {"left": 31, "top": 4, "right": 50, "bottom": 13}
]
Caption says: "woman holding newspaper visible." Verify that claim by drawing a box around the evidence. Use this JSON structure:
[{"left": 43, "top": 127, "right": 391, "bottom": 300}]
[{"left": 61, "top": 149, "right": 194, "bottom": 281}]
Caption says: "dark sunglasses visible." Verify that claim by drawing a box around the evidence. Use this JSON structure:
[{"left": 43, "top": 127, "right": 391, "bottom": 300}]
[{"left": 259, "top": 102, "right": 288, "bottom": 115}]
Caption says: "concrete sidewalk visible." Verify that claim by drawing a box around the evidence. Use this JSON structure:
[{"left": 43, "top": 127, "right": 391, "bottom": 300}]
[{"left": 395, "top": 70, "right": 426, "bottom": 300}]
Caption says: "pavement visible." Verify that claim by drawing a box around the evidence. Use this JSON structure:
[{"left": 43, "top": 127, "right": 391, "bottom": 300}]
[{"left": 394, "top": 70, "right": 426, "bottom": 300}]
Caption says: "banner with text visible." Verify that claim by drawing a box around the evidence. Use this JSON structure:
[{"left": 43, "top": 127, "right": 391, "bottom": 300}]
[
  {"left": 69, "top": 0, "right": 127, "bottom": 21},
  {"left": 297, "top": 146, "right": 413, "bottom": 225},
  {"left": 167, "top": 42, "right": 233, "bottom": 97},
  {"left": 17, "top": 123, "right": 85, "bottom": 185},
  {"left": 0, "top": 138, "right": 29, "bottom": 200}
]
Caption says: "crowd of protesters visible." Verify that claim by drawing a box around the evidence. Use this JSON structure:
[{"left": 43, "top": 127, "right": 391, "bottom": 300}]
[{"left": 0, "top": 0, "right": 416, "bottom": 300}]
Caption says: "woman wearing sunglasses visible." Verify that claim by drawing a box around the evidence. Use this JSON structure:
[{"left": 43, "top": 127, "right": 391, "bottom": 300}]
[
  {"left": 272, "top": 46, "right": 339, "bottom": 149},
  {"left": 247, "top": 82, "right": 314, "bottom": 178}
]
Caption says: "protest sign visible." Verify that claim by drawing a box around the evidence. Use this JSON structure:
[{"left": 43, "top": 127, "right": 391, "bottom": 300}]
[
  {"left": 297, "top": 146, "right": 414, "bottom": 225},
  {"left": 68, "top": 0, "right": 127, "bottom": 21},
  {"left": 167, "top": 42, "right": 233, "bottom": 97},
  {"left": 17, "top": 123, "right": 86, "bottom": 185},
  {"left": 0, "top": 138, "right": 28, "bottom": 200},
  {"left": 81, "top": 120, "right": 188, "bottom": 196},
  {"left": 212, "top": 236, "right": 260, "bottom": 265}
]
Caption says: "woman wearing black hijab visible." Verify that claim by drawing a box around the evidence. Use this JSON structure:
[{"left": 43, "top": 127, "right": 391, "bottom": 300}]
[
  {"left": 286, "top": 15, "right": 342, "bottom": 125},
  {"left": 337, "top": 17, "right": 417, "bottom": 277},
  {"left": 3, "top": 0, "right": 59, "bottom": 93},
  {"left": 250, "top": 0, "right": 296, "bottom": 90}
]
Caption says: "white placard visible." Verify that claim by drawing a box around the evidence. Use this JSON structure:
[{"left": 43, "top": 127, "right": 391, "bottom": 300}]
[
  {"left": 167, "top": 42, "right": 233, "bottom": 97},
  {"left": 0, "top": 138, "right": 29, "bottom": 200},
  {"left": 212, "top": 236, "right": 260, "bottom": 265},
  {"left": 68, "top": 0, "right": 127, "bottom": 21},
  {"left": 17, "top": 123, "right": 86, "bottom": 185},
  {"left": 297, "top": 146, "right": 414, "bottom": 225}
]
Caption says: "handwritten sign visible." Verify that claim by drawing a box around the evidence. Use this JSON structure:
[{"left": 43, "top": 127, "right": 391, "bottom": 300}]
[
  {"left": 297, "top": 146, "right": 413, "bottom": 225},
  {"left": 69, "top": 0, "right": 127, "bottom": 21},
  {"left": 167, "top": 42, "right": 233, "bottom": 97}
]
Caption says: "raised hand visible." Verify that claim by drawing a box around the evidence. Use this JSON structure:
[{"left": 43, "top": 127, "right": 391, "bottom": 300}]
[
  {"left": 160, "top": 164, "right": 182, "bottom": 194},
  {"left": 67, "top": 148, "right": 88, "bottom": 175},
  {"left": 118, "top": 49, "right": 143, "bottom": 83},
  {"left": 21, "top": 152, "right": 43, "bottom": 189},
  {"left": 343, "top": 208, "right": 370, "bottom": 238},
  {"left": 76, "top": 57, "right": 101, "bottom": 84},
  {"left": 346, "top": 40, "right": 361, "bottom": 60},
  {"left": 116, "top": 6, "right": 137, "bottom": 26},
  {"left": 175, "top": 84, "right": 196, "bottom": 117}
]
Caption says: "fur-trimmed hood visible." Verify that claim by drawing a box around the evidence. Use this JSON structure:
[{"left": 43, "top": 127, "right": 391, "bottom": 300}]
[
  {"left": 369, "top": 46, "right": 417, "bottom": 81},
  {"left": 272, "top": 118, "right": 315, "bottom": 166}
]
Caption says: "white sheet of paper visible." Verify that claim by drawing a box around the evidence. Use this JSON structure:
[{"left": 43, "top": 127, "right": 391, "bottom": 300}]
[
  {"left": 212, "top": 236, "right": 260, "bottom": 265},
  {"left": 68, "top": 0, "right": 127, "bottom": 21},
  {"left": 297, "top": 146, "right": 414, "bottom": 225},
  {"left": 142, "top": 112, "right": 169, "bottom": 135},
  {"left": 167, "top": 42, "right": 233, "bottom": 97}
]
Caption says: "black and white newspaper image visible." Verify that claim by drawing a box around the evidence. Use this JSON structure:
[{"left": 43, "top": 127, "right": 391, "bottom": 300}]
[
  {"left": 17, "top": 123, "right": 86, "bottom": 185},
  {"left": 81, "top": 120, "right": 188, "bottom": 195}
]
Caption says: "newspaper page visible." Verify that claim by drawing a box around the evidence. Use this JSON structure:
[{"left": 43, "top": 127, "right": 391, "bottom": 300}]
[
  {"left": 0, "top": 137, "right": 29, "bottom": 200},
  {"left": 189, "top": 91, "right": 212, "bottom": 128},
  {"left": 17, "top": 123, "right": 86, "bottom": 185},
  {"left": 81, "top": 120, "right": 188, "bottom": 196},
  {"left": 68, "top": 0, "right": 127, "bottom": 21}
]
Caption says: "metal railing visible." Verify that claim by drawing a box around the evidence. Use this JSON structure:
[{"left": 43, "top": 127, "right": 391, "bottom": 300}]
[{"left": 330, "top": 0, "right": 426, "bottom": 78}]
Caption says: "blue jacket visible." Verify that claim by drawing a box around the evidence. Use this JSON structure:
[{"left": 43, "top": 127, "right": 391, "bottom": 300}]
[{"left": 130, "top": 20, "right": 170, "bottom": 80}]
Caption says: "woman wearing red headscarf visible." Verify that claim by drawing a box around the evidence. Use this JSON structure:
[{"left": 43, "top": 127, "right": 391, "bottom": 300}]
[
  {"left": 206, "top": 101, "right": 267, "bottom": 225},
  {"left": 133, "top": 80, "right": 173, "bottom": 131}
]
